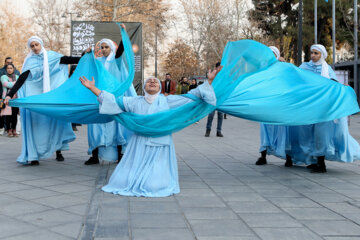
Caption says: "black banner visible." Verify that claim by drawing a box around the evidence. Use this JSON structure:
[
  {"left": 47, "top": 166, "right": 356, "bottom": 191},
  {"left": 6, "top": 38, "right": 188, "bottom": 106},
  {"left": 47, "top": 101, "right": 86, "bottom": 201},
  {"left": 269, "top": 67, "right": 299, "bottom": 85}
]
[{"left": 71, "top": 21, "right": 143, "bottom": 93}]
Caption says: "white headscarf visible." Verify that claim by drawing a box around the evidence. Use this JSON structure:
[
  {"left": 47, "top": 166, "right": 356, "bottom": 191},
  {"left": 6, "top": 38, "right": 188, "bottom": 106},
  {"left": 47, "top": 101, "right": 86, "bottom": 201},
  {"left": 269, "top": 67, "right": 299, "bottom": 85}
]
[
  {"left": 143, "top": 76, "right": 161, "bottom": 104},
  {"left": 269, "top": 46, "right": 280, "bottom": 60},
  {"left": 23, "top": 36, "right": 50, "bottom": 93},
  {"left": 99, "top": 39, "right": 116, "bottom": 70},
  {"left": 310, "top": 44, "right": 329, "bottom": 78}
]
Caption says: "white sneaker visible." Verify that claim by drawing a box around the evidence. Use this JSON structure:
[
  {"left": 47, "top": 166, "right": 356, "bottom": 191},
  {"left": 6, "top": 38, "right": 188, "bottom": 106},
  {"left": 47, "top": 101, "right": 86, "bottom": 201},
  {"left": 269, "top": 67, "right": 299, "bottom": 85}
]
[{"left": 0, "top": 128, "right": 4, "bottom": 135}]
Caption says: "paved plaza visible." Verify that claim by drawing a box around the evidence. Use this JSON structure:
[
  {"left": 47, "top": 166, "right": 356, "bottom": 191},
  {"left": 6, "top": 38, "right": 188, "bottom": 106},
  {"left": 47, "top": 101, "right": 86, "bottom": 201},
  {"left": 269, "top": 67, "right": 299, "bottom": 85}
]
[{"left": 0, "top": 115, "right": 360, "bottom": 240}]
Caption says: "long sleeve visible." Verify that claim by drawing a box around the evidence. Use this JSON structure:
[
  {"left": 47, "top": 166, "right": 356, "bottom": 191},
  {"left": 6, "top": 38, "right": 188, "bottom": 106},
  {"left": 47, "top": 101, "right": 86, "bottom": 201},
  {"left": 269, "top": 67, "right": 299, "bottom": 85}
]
[
  {"left": 1, "top": 75, "right": 15, "bottom": 89},
  {"left": 7, "top": 70, "right": 30, "bottom": 98},
  {"left": 59, "top": 56, "right": 81, "bottom": 65},
  {"left": 115, "top": 41, "right": 124, "bottom": 59},
  {"left": 98, "top": 91, "right": 123, "bottom": 115},
  {"left": 166, "top": 81, "right": 216, "bottom": 108}
]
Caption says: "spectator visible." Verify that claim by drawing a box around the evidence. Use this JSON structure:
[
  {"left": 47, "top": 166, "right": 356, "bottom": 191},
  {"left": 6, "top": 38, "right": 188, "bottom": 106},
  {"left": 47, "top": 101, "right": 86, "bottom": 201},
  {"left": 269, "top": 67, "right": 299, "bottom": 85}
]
[
  {"left": 176, "top": 77, "right": 190, "bottom": 94},
  {"left": 0, "top": 57, "right": 20, "bottom": 77},
  {"left": 161, "top": 73, "right": 176, "bottom": 96},
  {"left": 205, "top": 62, "right": 224, "bottom": 137},
  {"left": 189, "top": 78, "right": 198, "bottom": 90},
  {"left": 1, "top": 64, "right": 19, "bottom": 137}
]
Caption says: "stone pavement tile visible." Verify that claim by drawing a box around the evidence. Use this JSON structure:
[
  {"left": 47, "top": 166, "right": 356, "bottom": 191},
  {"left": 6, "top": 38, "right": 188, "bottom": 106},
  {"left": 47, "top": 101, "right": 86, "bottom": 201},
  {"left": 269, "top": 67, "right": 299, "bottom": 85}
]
[
  {"left": 132, "top": 228, "right": 195, "bottom": 240},
  {"left": 3, "top": 229, "right": 74, "bottom": 240},
  {"left": 203, "top": 179, "right": 244, "bottom": 187},
  {"left": 283, "top": 207, "right": 346, "bottom": 220},
  {"left": 253, "top": 228, "right": 323, "bottom": 240},
  {"left": 6, "top": 188, "right": 61, "bottom": 200},
  {"left": 182, "top": 207, "right": 238, "bottom": 220},
  {"left": 176, "top": 196, "right": 226, "bottom": 208},
  {"left": 131, "top": 213, "right": 187, "bottom": 228},
  {"left": 128, "top": 195, "right": 174, "bottom": 202},
  {"left": 302, "top": 220, "right": 360, "bottom": 236},
  {"left": 20, "top": 209, "right": 83, "bottom": 227},
  {"left": 302, "top": 192, "right": 354, "bottom": 203},
  {"left": 43, "top": 183, "right": 93, "bottom": 194},
  {"left": 94, "top": 220, "right": 129, "bottom": 238},
  {"left": 197, "top": 237, "right": 260, "bottom": 240},
  {"left": 211, "top": 186, "right": 255, "bottom": 193},
  {"left": 130, "top": 200, "right": 181, "bottom": 214},
  {"left": 227, "top": 201, "right": 282, "bottom": 213},
  {"left": 62, "top": 203, "right": 89, "bottom": 216},
  {"left": 322, "top": 202, "right": 360, "bottom": 214},
  {"left": 0, "top": 193, "right": 23, "bottom": 205},
  {"left": 240, "top": 213, "right": 303, "bottom": 228},
  {"left": 50, "top": 223, "right": 82, "bottom": 239},
  {"left": 69, "top": 190, "right": 95, "bottom": 200},
  {"left": 219, "top": 192, "right": 267, "bottom": 202},
  {"left": 34, "top": 194, "right": 88, "bottom": 208},
  {"left": 324, "top": 237, "right": 360, "bottom": 240},
  {"left": 268, "top": 197, "right": 321, "bottom": 208},
  {"left": 335, "top": 212, "right": 360, "bottom": 225},
  {"left": 0, "top": 200, "right": 51, "bottom": 217},
  {"left": 335, "top": 189, "right": 360, "bottom": 199},
  {"left": 178, "top": 188, "right": 217, "bottom": 197},
  {"left": 179, "top": 181, "right": 209, "bottom": 189},
  {"left": 0, "top": 182, "right": 34, "bottom": 193},
  {"left": 20, "top": 177, "right": 71, "bottom": 187},
  {"left": 77, "top": 179, "right": 96, "bottom": 187},
  {"left": 0, "top": 172, "right": 45, "bottom": 182},
  {"left": 94, "top": 238, "right": 129, "bottom": 240},
  {"left": 254, "top": 189, "right": 302, "bottom": 198},
  {"left": 189, "top": 219, "right": 253, "bottom": 237},
  {"left": 58, "top": 174, "right": 95, "bottom": 183},
  {"left": 98, "top": 206, "right": 128, "bottom": 221},
  {"left": 0, "top": 215, "right": 39, "bottom": 239}
]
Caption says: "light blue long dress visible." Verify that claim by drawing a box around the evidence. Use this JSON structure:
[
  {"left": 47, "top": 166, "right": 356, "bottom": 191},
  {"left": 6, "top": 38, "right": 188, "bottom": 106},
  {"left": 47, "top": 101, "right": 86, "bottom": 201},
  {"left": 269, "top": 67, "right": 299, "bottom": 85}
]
[
  {"left": 87, "top": 55, "right": 137, "bottom": 161},
  {"left": 100, "top": 81, "right": 216, "bottom": 197},
  {"left": 287, "top": 62, "right": 360, "bottom": 164},
  {"left": 18, "top": 51, "right": 75, "bottom": 164},
  {"left": 259, "top": 124, "right": 288, "bottom": 158}
]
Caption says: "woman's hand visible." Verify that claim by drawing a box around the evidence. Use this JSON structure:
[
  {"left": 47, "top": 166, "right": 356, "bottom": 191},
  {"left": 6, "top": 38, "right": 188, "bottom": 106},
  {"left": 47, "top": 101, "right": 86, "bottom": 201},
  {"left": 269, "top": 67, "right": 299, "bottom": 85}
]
[
  {"left": 207, "top": 66, "right": 222, "bottom": 85},
  {"left": 79, "top": 76, "right": 95, "bottom": 89},
  {"left": 4, "top": 96, "right": 11, "bottom": 105},
  {"left": 120, "top": 23, "right": 126, "bottom": 30},
  {"left": 79, "top": 76, "right": 101, "bottom": 96}
]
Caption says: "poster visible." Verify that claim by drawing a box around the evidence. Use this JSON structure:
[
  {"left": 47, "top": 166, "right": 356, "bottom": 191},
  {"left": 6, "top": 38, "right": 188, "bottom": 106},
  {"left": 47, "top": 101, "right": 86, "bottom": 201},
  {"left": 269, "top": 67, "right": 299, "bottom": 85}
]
[{"left": 71, "top": 21, "right": 143, "bottom": 93}]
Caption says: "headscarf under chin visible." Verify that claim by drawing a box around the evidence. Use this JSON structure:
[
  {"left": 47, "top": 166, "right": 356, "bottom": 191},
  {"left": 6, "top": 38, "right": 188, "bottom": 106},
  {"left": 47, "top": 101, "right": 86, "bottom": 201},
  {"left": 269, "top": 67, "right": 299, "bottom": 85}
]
[
  {"left": 99, "top": 39, "right": 116, "bottom": 70},
  {"left": 6, "top": 63, "right": 16, "bottom": 82},
  {"left": 23, "top": 36, "right": 50, "bottom": 93},
  {"left": 143, "top": 76, "right": 161, "bottom": 104},
  {"left": 310, "top": 44, "right": 329, "bottom": 78}
]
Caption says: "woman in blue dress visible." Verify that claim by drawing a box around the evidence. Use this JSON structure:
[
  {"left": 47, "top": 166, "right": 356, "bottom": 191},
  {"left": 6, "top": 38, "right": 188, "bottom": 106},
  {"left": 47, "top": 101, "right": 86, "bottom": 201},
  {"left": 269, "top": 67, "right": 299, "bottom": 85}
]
[
  {"left": 5, "top": 36, "right": 85, "bottom": 165},
  {"left": 85, "top": 36, "right": 137, "bottom": 165},
  {"left": 256, "top": 46, "right": 292, "bottom": 167},
  {"left": 79, "top": 69, "right": 217, "bottom": 197},
  {"left": 286, "top": 44, "right": 360, "bottom": 172}
]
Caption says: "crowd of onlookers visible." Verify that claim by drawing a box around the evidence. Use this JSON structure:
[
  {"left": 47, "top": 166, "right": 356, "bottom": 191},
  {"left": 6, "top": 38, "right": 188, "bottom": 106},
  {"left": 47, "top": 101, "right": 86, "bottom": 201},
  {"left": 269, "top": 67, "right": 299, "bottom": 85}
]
[{"left": 0, "top": 57, "right": 20, "bottom": 137}]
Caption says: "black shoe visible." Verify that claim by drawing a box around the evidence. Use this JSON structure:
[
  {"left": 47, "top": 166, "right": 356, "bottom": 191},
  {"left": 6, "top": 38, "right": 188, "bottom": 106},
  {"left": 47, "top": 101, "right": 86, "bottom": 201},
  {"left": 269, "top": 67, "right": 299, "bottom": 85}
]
[
  {"left": 116, "top": 154, "right": 123, "bottom": 164},
  {"left": 306, "top": 164, "right": 317, "bottom": 169},
  {"left": 30, "top": 161, "right": 39, "bottom": 166},
  {"left": 311, "top": 164, "right": 327, "bottom": 173},
  {"left": 256, "top": 157, "right": 267, "bottom": 165},
  {"left": 84, "top": 157, "right": 99, "bottom": 165},
  {"left": 216, "top": 131, "right": 223, "bottom": 137},
  {"left": 285, "top": 156, "right": 293, "bottom": 167},
  {"left": 205, "top": 129, "right": 210, "bottom": 137},
  {"left": 56, "top": 153, "right": 65, "bottom": 162},
  {"left": 72, "top": 126, "right": 78, "bottom": 131}
]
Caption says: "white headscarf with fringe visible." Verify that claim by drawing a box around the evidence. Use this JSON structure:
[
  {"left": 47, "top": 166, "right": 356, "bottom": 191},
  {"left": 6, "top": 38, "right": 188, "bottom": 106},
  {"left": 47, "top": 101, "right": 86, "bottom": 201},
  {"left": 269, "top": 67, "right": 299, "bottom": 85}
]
[{"left": 24, "top": 36, "right": 50, "bottom": 93}]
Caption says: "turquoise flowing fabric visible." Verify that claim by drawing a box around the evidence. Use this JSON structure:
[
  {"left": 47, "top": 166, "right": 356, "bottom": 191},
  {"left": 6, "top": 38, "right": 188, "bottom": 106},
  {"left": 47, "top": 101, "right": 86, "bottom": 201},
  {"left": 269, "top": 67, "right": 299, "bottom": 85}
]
[{"left": 11, "top": 26, "right": 360, "bottom": 137}]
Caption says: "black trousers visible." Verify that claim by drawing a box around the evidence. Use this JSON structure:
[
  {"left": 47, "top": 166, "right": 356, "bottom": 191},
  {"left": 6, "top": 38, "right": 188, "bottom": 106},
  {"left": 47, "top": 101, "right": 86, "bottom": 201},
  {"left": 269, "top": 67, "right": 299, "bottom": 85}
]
[{"left": 5, "top": 107, "right": 19, "bottom": 130}]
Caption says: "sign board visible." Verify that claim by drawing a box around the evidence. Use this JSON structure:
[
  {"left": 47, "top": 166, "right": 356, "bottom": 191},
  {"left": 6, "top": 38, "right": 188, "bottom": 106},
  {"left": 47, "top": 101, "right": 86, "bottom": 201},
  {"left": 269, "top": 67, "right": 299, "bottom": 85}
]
[{"left": 71, "top": 21, "right": 143, "bottom": 93}]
